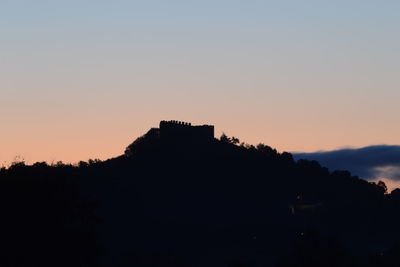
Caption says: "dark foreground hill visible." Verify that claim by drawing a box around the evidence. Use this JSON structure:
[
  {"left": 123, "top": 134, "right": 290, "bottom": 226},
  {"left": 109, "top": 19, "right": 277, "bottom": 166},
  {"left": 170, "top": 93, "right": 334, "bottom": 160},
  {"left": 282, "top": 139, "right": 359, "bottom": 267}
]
[{"left": 1, "top": 124, "right": 400, "bottom": 266}]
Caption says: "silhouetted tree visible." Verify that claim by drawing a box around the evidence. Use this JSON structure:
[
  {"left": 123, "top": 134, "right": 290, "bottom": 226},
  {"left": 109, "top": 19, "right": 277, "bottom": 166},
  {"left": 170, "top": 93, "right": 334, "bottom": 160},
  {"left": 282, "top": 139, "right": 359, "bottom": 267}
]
[
  {"left": 377, "top": 180, "right": 388, "bottom": 194},
  {"left": 220, "top": 132, "right": 230, "bottom": 143},
  {"left": 220, "top": 133, "right": 240, "bottom": 145}
]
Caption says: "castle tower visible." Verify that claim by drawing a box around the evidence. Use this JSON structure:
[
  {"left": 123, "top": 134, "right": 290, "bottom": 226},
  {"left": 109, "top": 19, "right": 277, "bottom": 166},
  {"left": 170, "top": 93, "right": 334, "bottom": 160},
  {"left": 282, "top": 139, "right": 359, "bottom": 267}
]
[{"left": 159, "top": 120, "right": 214, "bottom": 143}]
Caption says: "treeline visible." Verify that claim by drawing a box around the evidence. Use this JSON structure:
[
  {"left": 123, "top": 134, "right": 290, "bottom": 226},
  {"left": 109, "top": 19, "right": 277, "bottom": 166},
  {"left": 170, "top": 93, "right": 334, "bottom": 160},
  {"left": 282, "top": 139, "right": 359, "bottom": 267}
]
[{"left": 0, "top": 130, "right": 399, "bottom": 266}]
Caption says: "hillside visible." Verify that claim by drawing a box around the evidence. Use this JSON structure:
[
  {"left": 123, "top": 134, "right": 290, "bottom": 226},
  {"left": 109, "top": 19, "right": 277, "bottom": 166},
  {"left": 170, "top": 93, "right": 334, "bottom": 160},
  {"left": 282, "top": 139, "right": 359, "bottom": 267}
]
[{"left": 1, "top": 122, "right": 400, "bottom": 267}]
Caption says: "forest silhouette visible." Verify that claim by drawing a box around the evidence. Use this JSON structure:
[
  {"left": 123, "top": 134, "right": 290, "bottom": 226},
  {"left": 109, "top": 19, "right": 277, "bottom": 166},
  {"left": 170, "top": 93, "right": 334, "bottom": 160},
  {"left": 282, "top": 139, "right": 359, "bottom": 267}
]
[{"left": 1, "top": 121, "right": 400, "bottom": 267}]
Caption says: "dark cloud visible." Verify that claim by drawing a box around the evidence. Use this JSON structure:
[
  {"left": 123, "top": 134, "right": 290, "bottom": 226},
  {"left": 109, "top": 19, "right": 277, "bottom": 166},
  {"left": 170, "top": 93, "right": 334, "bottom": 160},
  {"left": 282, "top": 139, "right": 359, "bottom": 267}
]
[{"left": 293, "top": 145, "right": 400, "bottom": 181}]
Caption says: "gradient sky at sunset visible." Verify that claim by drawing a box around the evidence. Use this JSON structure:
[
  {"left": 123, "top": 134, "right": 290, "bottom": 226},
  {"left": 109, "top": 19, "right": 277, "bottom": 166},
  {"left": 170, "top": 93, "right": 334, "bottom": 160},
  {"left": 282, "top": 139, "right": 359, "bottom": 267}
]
[{"left": 1, "top": 1, "right": 399, "bottom": 164}]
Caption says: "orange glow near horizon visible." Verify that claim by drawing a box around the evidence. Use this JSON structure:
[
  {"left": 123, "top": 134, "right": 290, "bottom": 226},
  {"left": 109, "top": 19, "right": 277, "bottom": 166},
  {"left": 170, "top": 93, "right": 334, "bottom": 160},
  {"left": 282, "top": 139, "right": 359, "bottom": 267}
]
[
  {"left": 1, "top": 1, "right": 400, "bottom": 175},
  {"left": 2, "top": 115, "right": 400, "bottom": 166}
]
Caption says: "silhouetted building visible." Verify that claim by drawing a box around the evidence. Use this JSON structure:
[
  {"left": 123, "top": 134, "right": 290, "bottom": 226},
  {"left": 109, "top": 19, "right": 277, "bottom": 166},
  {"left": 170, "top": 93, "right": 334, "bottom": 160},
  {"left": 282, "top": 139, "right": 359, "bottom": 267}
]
[{"left": 159, "top": 120, "right": 214, "bottom": 143}]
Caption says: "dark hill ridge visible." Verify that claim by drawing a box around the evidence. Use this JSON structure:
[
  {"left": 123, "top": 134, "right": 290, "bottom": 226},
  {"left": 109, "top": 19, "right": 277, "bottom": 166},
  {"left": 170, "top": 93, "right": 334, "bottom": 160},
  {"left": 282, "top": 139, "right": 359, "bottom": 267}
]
[{"left": 1, "top": 120, "right": 400, "bottom": 267}]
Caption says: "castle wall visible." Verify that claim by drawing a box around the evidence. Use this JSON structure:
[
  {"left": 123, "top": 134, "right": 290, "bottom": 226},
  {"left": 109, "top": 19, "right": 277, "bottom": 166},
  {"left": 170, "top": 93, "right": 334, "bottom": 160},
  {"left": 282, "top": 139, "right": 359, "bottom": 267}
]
[{"left": 159, "top": 120, "right": 214, "bottom": 143}]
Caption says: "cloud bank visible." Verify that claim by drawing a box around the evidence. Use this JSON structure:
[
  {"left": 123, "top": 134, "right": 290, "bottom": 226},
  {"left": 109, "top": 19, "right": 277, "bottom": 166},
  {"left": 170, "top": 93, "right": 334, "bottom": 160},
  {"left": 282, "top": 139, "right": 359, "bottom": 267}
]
[{"left": 293, "top": 145, "right": 400, "bottom": 190}]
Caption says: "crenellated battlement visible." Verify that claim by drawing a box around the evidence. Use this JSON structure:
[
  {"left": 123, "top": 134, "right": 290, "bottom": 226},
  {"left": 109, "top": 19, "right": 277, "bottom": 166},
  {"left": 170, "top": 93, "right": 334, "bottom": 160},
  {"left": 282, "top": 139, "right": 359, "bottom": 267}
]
[{"left": 160, "top": 120, "right": 192, "bottom": 127}]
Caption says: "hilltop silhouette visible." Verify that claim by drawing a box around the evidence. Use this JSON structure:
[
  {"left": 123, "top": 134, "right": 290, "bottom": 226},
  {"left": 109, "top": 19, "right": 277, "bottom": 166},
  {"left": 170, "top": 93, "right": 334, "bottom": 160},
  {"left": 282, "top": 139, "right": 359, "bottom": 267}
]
[{"left": 1, "top": 120, "right": 400, "bottom": 267}]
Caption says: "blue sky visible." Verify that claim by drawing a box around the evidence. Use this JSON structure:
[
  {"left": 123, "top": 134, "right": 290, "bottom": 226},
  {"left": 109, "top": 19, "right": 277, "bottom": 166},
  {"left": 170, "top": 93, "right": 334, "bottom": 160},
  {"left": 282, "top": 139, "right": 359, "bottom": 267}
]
[{"left": 1, "top": 1, "right": 399, "bottom": 166}]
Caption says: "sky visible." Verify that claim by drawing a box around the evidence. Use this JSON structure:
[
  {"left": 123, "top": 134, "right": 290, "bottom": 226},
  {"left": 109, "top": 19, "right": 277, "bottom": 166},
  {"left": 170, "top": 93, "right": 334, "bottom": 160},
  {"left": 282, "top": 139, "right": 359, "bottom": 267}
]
[{"left": 1, "top": 1, "right": 400, "bottom": 166}]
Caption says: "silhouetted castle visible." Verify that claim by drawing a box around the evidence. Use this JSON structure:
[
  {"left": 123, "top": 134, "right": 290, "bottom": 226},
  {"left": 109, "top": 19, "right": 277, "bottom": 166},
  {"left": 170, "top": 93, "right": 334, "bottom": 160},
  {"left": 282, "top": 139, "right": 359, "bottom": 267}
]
[{"left": 159, "top": 120, "right": 214, "bottom": 143}]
